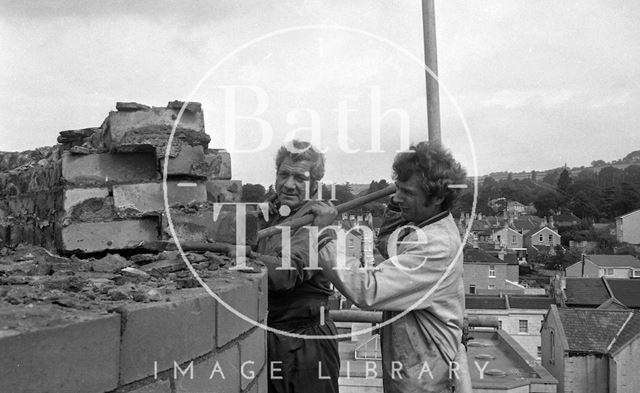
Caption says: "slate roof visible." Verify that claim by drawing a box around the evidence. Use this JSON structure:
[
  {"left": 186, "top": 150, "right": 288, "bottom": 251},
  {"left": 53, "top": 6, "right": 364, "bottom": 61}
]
[
  {"left": 463, "top": 247, "right": 505, "bottom": 264},
  {"left": 607, "top": 279, "right": 640, "bottom": 308},
  {"left": 512, "top": 216, "right": 542, "bottom": 234},
  {"left": 557, "top": 308, "right": 633, "bottom": 353},
  {"left": 609, "top": 312, "right": 640, "bottom": 354},
  {"left": 509, "top": 296, "right": 555, "bottom": 309},
  {"left": 586, "top": 254, "right": 640, "bottom": 268},
  {"left": 465, "top": 295, "right": 507, "bottom": 309},
  {"left": 564, "top": 278, "right": 610, "bottom": 307}
]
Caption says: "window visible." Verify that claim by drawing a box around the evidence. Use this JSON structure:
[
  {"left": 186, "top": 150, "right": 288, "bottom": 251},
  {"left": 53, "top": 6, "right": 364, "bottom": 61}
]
[
  {"left": 550, "top": 330, "right": 555, "bottom": 363},
  {"left": 605, "top": 268, "right": 614, "bottom": 276},
  {"left": 511, "top": 235, "right": 517, "bottom": 245},
  {"left": 469, "top": 284, "right": 476, "bottom": 294},
  {"left": 633, "top": 270, "right": 640, "bottom": 278},
  {"left": 348, "top": 238, "right": 354, "bottom": 249},
  {"left": 537, "top": 346, "right": 542, "bottom": 359},
  {"left": 488, "top": 284, "right": 496, "bottom": 290},
  {"left": 519, "top": 320, "right": 528, "bottom": 333},
  {"left": 498, "top": 320, "right": 502, "bottom": 330},
  {"left": 489, "top": 265, "right": 496, "bottom": 278},
  {"left": 548, "top": 234, "right": 553, "bottom": 243},
  {"left": 539, "top": 234, "right": 543, "bottom": 242}
]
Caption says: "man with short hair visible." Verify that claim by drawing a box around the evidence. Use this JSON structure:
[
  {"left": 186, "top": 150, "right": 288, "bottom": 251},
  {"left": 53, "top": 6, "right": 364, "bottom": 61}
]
[
  {"left": 313, "top": 141, "right": 472, "bottom": 392},
  {"left": 253, "top": 140, "right": 339, "bottom": 393}
]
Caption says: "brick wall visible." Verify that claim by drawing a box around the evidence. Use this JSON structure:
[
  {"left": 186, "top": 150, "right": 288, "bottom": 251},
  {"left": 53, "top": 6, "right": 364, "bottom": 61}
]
[
  {"left": 0, "top": 101, "right": 241, "bottom": 253},
  {"left": 0, "top": 269, "right": 268, "bottom": 393}
]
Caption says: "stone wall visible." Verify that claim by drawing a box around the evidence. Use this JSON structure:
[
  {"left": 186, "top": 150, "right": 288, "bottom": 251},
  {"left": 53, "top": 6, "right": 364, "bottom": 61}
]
[
  {"left": 0, "top": 269, "right": 268, "bottom": 393},
  {"left": 0, "top": 101, "right": 242, "bottom": 253}
]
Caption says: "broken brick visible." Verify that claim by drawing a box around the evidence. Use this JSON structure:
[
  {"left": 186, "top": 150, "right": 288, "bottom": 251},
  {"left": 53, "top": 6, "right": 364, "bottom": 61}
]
[
  {"left": 112, "top": 181, "right": 207, "bottom": 217},
  {"left": 59, "top": 218, "right": 159, "bottom": 253}
]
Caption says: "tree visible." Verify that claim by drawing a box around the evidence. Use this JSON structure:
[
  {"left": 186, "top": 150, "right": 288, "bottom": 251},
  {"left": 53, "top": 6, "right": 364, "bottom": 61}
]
[
  {"left": 591, "top": 159, "right": 607, "bottom": 167},
  {"left": 534, "top": 191, "right": 561, "bottom": 216},
  {"left": 543, "top": 170, "right": 560, "bottom": 186},
  {"left": 557, "top": 169, "right": 572, "bottom": 193}
]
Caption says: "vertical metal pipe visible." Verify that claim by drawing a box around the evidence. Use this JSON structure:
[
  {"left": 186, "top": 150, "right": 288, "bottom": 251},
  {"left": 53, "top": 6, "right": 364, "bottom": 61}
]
[{"left": 422, "top": 0, "right": 441, "bottom": 144}]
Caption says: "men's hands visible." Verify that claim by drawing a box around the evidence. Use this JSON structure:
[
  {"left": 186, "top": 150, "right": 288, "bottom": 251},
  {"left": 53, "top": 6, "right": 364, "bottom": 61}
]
[{"left": 310, "top": 201, "right": 338, "bottom": 228}]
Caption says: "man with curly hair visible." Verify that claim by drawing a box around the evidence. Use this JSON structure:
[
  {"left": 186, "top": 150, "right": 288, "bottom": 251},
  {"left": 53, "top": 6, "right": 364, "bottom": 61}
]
[{"left": 313, "top": 141, "right": 472, "bottom": 392}]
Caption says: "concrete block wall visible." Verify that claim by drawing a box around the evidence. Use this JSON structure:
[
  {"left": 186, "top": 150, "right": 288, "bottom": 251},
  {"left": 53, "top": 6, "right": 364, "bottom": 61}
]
[
  {"left": 0, "top": 269, "right": 268, "bottom": 393},
  {"left": 0, "top": 101, "right": 239, "bottom": 253}
]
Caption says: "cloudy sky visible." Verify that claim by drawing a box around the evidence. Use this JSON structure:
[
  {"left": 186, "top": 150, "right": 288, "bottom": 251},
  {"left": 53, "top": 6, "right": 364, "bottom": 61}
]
[{"left": 1, "top": 0, "right": 639, "bottom": 186}]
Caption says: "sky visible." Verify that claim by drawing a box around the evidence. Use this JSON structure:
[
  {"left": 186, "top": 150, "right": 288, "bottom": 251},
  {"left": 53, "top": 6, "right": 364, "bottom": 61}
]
[{"left": 1, "top": 0, "right": 639, "bottom": 187}]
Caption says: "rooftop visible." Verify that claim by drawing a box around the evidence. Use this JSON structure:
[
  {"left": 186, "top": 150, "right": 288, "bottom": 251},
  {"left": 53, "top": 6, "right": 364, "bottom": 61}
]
[
  {"left": 564, "top": 277, "right": 610, "bottom": 307},
  {"left": 586, "top": 254, "right": 640, "bottom": 268},
  {"left": 464, "top": 247, "right": 508, "bottom": 264},
  {"left": 554, "top": 307, "right": 640, "bottom": 355}
]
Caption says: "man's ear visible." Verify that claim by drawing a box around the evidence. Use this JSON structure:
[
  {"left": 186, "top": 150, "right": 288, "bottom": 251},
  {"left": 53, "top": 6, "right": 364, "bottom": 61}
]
[{"left": 426, "top": 195, "right": 445, "bottom": 209}]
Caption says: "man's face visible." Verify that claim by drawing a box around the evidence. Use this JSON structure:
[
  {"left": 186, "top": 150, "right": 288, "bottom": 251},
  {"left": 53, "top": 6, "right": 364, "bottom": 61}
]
[
  {"left": 276, "top": 157, "right": 313, "bottom": 209},
  {"left": 393, "top": 173, "right": 443, "bottom": 222}
]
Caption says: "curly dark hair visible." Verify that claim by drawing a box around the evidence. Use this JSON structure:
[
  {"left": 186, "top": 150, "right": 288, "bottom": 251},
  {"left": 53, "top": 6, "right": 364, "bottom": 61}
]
[
  {"left": 275, "top": 140, "right": 325, "bottom": 181},
  {"left": 392, "top": 141, "right": 467, "bottom": 211}
]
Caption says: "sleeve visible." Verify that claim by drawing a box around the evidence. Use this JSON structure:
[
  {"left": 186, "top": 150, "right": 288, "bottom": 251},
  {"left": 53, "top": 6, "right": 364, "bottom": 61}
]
[
  {"left": 318, "top": 230, "right": 455, "bottom": 310},
  {"left": 256, "top": 226, "right": 320, "bottom": 292}
]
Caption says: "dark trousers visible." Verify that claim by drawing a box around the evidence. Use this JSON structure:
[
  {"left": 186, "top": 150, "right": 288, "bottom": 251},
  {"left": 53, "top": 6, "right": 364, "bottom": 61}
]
[{"left": 267, "top": 320, "right": 340, "bottom": 393}]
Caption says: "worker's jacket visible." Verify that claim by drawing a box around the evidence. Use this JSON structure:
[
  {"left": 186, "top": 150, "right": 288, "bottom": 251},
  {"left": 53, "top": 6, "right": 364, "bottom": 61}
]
[
  {"left": 319, "top": 212, "right": 472, "bottom": 393},
  {"left": 256, "top": 200, "right": 334, "bottom": 329}
]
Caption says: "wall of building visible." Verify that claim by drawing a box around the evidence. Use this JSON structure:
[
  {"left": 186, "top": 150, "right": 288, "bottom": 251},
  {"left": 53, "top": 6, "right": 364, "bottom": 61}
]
[
  {"left": 468, "top": 308, "right": 546, "bottom": 360},
  {"left": 617, "top": 211, "right": 640, "bottom": 244},
  {"left": 564, "top": 354, "right": 609, "bottom": 393},
  {"left": 463, "top": 263, "right": 519, "bottom": 294},
  {"left": 541, "top": 316, "right": 566, "bottom": 393},
  {"left": 530, "top": 228, "right": 561, "bottom": 248},
  {"left": 566, "top": 260, "right": 600, "bottom": 278},
  {"left": 611, "top": 338, "right": 640, "bottom": 393}
]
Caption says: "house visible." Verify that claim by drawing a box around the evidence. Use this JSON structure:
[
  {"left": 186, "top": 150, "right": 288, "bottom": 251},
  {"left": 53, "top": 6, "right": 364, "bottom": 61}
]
[
  {"left": 526, "top": 226, "right": 561, "bottom": 248},
  {"left": 507, "top": 200, "right": 526, "bottom": 215},
  {"left": 616, "top": 208, "right": 640, "bottom": 245},
  {"left": 565, "top": 254, "right": 640, "bottom": 278},
  {"left": 463, "top": 246, "right": 520, "bottom": 294},
  {"left": 466, "top": 294, "right": 555, "bottom": 359},
  {"left": 491, "top": 224, "right": 524, "bottom": 249},
  {"left": 555, "top": 276, "right": 640, "bottom": 309},
  {"left": 541, "top": 305, "right": 640, "bottom": 393}
]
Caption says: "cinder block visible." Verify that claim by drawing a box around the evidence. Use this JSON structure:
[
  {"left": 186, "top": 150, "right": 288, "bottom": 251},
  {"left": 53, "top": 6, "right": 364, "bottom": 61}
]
[
  {"left": 0, "top": 305, "right": 120, "bottom": 393},
  {"left": 59, "top": 218, "right": 159, "bottom": 253},
  {"left": 159, "top": 144, "right": 207, "bottom": 177},
  {"left": 174, "top": 345, "right": 240, "bottom": 393},
  {"left": 118, "top": 289, "right": 216, "bottom": 384},
  {"left": 204, "top": 149, "right": 232, "bottom": 180},
  {"left": 62, "top": 152, "right": 157, "bottom": 185},
  {"left": 104, "top": 104, "right": 209, "bottom": 154},
  {"left": 240, "top": 328, "right": 267, "bottom": 390},
  {"left": 63, "top": 187, "right": 110, "bottom": 211},
  {"left": 206, "top": 180, "right": 242, "bottom": 203},
  {"left": 113, "top": 181, "right": 207, "bottom": 216},
  {"left": 128, "top": 379, "right": 172, "bottom": 393},
  {"left": 161, "top": 209, "right": 210, "bottom": 243},
  {"left": 212, "top": 274, "right": 262, "bottom": 347},
  {"left": 161, "top": 204, "right": 258, "bottom": 246}
]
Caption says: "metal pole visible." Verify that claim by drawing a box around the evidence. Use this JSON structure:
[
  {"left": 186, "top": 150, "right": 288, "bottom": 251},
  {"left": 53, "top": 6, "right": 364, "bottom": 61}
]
[{"left": 422, "top": 0, "right": 441, "bottom": 144}]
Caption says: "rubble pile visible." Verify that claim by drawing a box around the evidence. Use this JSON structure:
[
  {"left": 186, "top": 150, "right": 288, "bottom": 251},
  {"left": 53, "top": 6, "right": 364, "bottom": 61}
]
[{"left": 0, "top": 244, "right": 262, "bottom": 317}]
